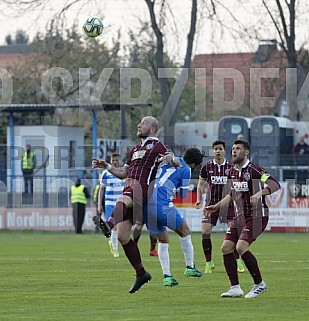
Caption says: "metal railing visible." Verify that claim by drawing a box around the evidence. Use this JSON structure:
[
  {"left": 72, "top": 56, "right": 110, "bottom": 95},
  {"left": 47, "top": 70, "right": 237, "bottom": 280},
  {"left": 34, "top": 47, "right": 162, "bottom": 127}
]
[
  {"left": 2, "top": 174, "right": 97, "bottom": 208},
  {"left": 1, "top": 166, "right": 308, "bottom": 208}
]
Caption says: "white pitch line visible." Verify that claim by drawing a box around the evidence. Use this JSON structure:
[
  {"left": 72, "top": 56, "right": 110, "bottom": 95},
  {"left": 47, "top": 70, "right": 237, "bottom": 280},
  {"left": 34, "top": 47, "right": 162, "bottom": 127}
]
[
  {"left": 0, "top": 257, "right": 112, "bottom": 262},
  {"left": 1, "top": 257, "right": 309, "bottom": 263}
]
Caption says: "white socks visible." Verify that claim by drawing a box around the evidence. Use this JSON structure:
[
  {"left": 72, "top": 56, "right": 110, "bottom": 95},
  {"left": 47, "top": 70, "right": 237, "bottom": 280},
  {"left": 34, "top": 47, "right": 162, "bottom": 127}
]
[
  {"left": 111, "top": 230, "right": 118, "bottom": 253},
  {"left": 180, "top": 235, "right": 194, "bottom": 268},
  {"left": 158, "top": 242, "right": 171, "bottom": 276},
  {"left": 158, "top": 234, "right": 194, "bottom": 276}
]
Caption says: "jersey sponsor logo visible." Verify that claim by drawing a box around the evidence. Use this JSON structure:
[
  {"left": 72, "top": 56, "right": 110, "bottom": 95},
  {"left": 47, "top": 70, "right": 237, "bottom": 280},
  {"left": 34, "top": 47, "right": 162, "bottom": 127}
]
[
  {"left": 232, "top": 181, "right": 249, "bottom": 191},
  {"left": 210, "top": 176, "right": 228, "bottom": 184},
  {"left": 131, "top": 150, "right": 146, "bottom": 161}
]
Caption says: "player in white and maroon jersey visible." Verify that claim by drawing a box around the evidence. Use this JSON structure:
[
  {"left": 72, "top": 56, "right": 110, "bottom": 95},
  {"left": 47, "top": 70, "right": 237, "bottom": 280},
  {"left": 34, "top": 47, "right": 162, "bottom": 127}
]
[
  {"left": 206, "top": 139, "right": 281, "bottom": 299},
  {"left": 195, "top": 140, "right": 245, "bottom": 274},
  {"left": 92, "top": 116, "right": 179, "bottom": 293}
]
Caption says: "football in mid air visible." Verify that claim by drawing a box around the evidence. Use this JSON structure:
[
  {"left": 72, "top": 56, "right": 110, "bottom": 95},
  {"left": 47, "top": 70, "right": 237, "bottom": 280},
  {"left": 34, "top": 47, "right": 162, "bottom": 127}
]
[{"left": 83, "top": 17, "right": 104, "bottom": 37}]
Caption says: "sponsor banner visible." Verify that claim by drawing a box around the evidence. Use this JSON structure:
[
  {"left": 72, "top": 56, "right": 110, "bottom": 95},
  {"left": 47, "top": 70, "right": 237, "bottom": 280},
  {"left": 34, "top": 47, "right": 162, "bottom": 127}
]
[
  {"left": 0, "top": 207, "right": 308, "bottom": 233},
  {"left": 175, "top": 182, "right": 288, "bottom": 209},
  {"left": 287, "top": 180, "right": 309, "bottom": 208},
  {"left": 1, "top": 208, "right": 96, "bottom": 230},
  {"left": 97, "top": 138, "right": 123, "bottom": 159},
  {"left": 178, "top": 208, "right": 227, "bottom": 232},
  {"left": 174, "top": 191, "right": 197, "bottom": 207},
  {"left": 265, "top": 182, "right": 287, "bottom": 208},
  {"left": 268, "top": 208, "right": 309, "bottom": 232},
  {"left": 289, "top": 197, "right": 309, "bottom": 208},
  {"left": 287, "top": 181, "right": 309, "bottom": 197},
  {"left": 176, "top": 208, "right": 309, "bottom": 233}
]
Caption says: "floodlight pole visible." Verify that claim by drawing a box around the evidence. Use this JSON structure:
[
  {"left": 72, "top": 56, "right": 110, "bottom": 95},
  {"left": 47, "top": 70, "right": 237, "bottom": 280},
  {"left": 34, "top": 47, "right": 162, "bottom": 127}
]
[
  {"left": 92, "top": 110, "right": 98, "bottom": 186},
  {"left": 9, "top": 112, "right": 14, "bottom": 195}
]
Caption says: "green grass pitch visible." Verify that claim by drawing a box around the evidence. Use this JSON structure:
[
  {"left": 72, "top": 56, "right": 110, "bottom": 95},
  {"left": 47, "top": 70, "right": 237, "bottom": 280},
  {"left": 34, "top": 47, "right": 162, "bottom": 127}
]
[{"left": 1, "top": 230, "right": 309, "bottom": 321}]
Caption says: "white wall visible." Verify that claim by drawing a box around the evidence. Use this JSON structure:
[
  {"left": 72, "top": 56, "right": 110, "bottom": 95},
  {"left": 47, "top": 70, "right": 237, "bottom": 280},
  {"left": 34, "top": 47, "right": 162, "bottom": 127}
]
[
  {"left": 7, "top": 126, "right": 85, "bottom": 192},
  {"left": 157, "top": 121, "right": 219, "bottom": 156}
]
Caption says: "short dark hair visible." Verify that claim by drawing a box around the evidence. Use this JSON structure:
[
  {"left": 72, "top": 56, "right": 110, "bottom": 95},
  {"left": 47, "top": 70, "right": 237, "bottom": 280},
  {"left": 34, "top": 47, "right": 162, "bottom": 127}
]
[
  {"left": 111, "top": 153, "right": 120, "bottom": 158},
  {"left": 183, "top": 148, "right": 204, "bottom": 166},
  {"left": 212, "top": 140, "right": 225, "bottom": 149},
  {"left": 233, "top": 139, "right": 250, "bottom": 152}
]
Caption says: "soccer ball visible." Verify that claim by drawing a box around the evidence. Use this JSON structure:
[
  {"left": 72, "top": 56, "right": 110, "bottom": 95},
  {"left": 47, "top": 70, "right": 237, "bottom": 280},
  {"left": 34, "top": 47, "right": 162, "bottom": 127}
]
[{"left": 83, "top": 17, "right": 104, "bottom": 37}]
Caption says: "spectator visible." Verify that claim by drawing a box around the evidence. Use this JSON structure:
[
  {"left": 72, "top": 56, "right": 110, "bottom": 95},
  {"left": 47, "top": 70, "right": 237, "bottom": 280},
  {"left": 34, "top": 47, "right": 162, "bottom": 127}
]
[
  {"left": 293, "top": 136, "right": 309, "bottom": 166},
  {"left": 70, "top": 178, "right": 90, "bottom": 234},
  {"left": 292, "top": 136, "right": 309, "bottom": 183},
  {"left": 21, "top": 144, "right": 36, "bottom": 194},
  {"left": 106, "top": 149, "right": 115, "bottom": 164}
]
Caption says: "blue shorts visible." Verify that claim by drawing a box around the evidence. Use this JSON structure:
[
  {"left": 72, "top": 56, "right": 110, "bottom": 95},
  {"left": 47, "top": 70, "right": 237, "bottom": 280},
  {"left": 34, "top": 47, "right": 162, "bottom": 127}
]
[
  {"left": 144, "top": 203, "right": 185, "bottom": 235},
  {"left": 104, "top": 205, "right": 115, "bottom": 221}
]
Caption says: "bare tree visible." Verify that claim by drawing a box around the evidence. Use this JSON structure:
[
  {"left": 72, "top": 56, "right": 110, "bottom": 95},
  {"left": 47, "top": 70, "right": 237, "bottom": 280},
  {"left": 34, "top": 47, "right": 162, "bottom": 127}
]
[
  {"left": 144, "top": 0, "right": 197, "bottom": 147},
  {"left": 1, "top": 0, "right": 204, "bottom": 147},
  {"left": 211, "top": 0, "right": 309, "bottom": 120},
  {"left": 261, "top": 0, "right": 300, "bottom": 120}
]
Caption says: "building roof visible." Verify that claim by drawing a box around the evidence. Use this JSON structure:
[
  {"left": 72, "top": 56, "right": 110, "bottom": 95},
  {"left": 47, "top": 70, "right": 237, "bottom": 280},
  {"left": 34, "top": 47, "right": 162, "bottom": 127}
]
[
  {"left": 192, "top": 48, "right": 289, "bottom": 115},
  {"left": 0, "top": 44, "right": 32, "bottom": 68},
  {"left": 0, "top": 103, "right": 152, "bottom": 113},
  {"left": 0, "top": 44, "right": 32, "bottom": 55}
]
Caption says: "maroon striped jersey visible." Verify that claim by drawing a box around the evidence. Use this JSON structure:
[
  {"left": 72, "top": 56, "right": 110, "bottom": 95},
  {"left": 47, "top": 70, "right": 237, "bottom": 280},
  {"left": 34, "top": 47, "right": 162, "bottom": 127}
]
[
  {"left": 125, "top": 137, "right": 169, "bottom": 190},
  {"left": 199, "top": 159, "right": 234, "bottom": 206},
  {"left": 228, "top": 160, "right": 281, "bottom": 218}
]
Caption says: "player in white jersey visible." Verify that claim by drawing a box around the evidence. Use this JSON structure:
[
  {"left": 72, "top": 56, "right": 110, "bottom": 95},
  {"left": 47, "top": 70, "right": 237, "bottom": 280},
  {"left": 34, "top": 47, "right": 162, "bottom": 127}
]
[
  {"left": 145, "top": 148, "right": 204, "bottom": 286},
  {"left": 98, "top": 154, "right": 125, "bottom": 257}
]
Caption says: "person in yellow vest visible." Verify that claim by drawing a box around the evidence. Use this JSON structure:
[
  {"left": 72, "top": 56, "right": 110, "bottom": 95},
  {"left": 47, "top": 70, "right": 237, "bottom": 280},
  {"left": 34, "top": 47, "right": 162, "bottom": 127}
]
[
  {"left": 70, "top": 178, "right": 90, "bottom": 234},
  {"left": 21, "top": 144, "right": 36, "bottom": 194}
]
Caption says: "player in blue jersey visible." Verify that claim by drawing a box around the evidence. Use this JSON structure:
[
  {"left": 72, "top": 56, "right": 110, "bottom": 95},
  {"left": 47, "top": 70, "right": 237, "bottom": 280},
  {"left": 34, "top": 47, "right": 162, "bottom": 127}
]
[
  {"left": 144, "top": 148, "right": 204, "bottom": 286},
  {"left": 98, "top": 153, "right": 125, "bottom": 257}
]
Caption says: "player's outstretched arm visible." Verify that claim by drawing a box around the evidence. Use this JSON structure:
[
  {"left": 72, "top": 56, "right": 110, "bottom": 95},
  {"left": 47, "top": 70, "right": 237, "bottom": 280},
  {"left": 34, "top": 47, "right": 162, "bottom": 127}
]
[
  {"left": 205, "top": 194, "right": 231, "bottom": 213},
  {"left": 92, "top": 158, "right": 108, "bottom": 169},
  {"left": 195, "top": 177, "right": 206, "bottom": 208},
  {"left": 107, "top": 165, "right": 128, "bottom": 179},
  {"left": 92, "top": 158, "right": 128, "bottom": 179}
]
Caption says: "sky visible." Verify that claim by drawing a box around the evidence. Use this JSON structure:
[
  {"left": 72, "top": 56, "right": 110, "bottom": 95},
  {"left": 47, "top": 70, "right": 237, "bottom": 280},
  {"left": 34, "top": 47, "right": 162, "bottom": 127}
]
[
  {"left": 0, "top": 0, "right": 308, "bottom": 59},
  {"left": 0, "top": 0, "right": 210, "bottom": 59}
]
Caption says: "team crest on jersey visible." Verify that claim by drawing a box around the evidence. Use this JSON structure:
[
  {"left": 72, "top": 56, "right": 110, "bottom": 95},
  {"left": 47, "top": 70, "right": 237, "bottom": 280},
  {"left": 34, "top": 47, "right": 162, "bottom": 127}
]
[
  {"left": 131, "top": 150, "right": 146, "bottom": 161},
  {"left": 243, "top": 172, "right": 251, "bottom": 181},
  {"left": 225, "top": 168, "right": 230, "bottom": 176},
  {"left": 146, "top": 143, "right": 154, "bottom": 149}
]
